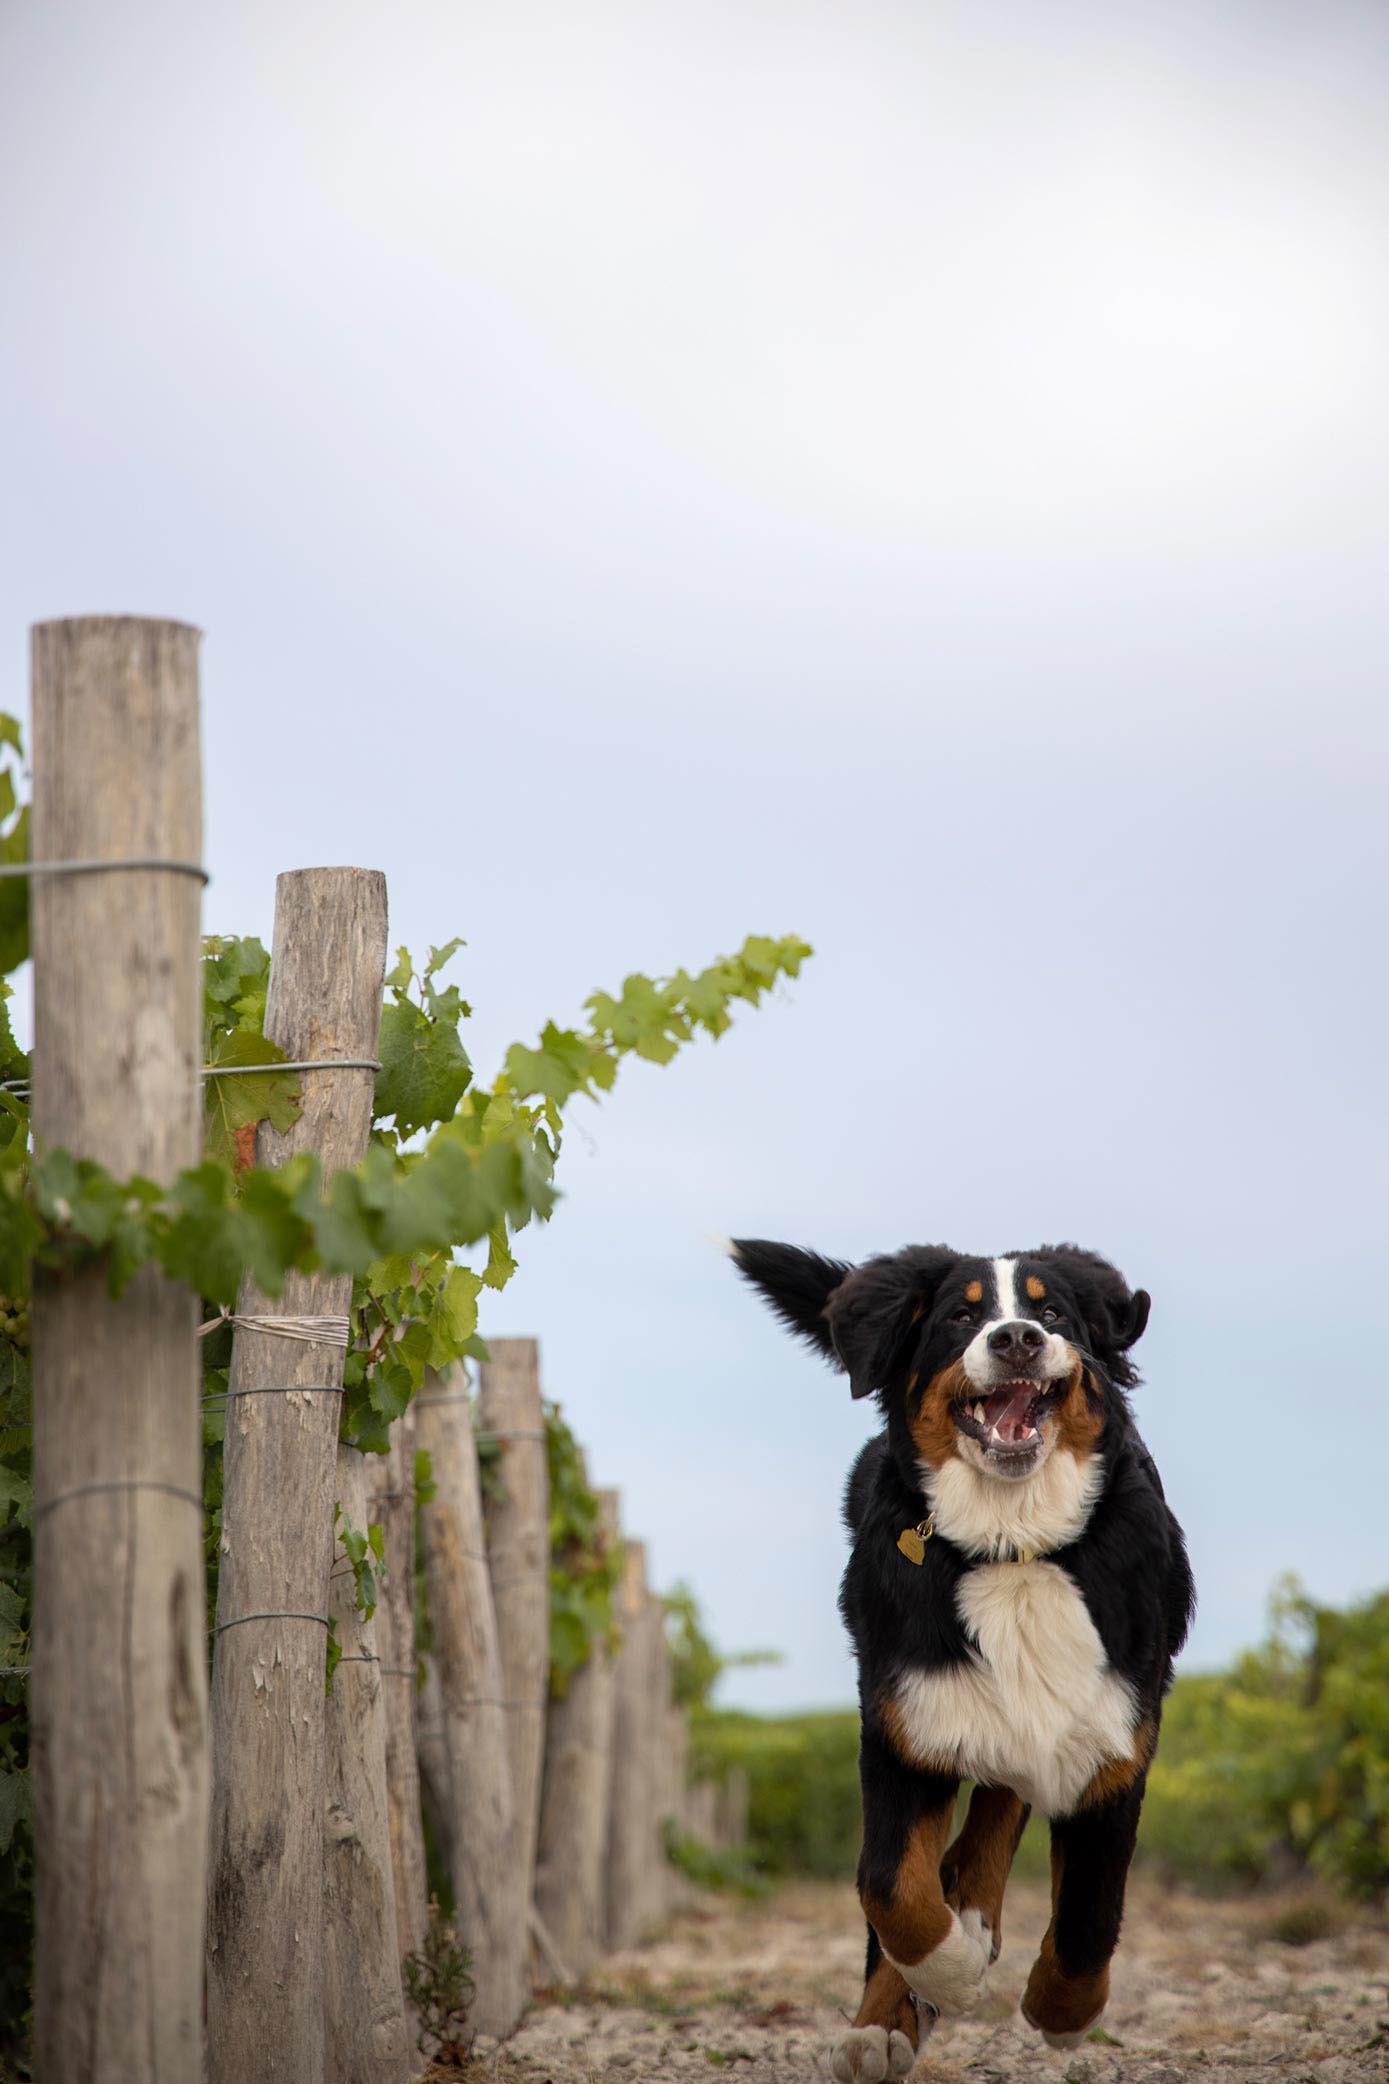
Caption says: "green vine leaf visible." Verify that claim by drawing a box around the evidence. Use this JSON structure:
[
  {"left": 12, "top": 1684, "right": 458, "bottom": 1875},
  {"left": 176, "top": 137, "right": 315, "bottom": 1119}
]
[
  {"left": 202, "top": 1029, "right": 303, "bottom": 1169},
  {"left": 0, "top": 714, "right": 28, "bottom": 981}
]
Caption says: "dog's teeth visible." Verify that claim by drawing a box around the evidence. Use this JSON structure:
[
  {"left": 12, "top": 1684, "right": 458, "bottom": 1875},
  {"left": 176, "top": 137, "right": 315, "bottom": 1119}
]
[{"left": 974, "top": 1403, "right": 986, "bottom": 1424}]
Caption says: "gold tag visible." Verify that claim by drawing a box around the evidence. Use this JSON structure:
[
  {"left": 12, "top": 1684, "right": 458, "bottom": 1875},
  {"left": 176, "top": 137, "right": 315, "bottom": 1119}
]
[{"left": 897, "top": 1517, "right": 934, "bottom": 1565}]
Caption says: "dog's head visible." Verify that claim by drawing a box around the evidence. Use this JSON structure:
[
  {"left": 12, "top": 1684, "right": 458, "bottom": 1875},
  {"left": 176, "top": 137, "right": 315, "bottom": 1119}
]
[{"left": 729, "top": 1239, "right": 1148, "bottom": 1485}]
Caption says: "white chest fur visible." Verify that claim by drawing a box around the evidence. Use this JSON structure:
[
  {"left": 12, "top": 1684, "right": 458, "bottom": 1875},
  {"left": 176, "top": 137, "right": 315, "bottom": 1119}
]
[{"left": 890, "top": 1560, "right": 1139, "bottom": 1816}]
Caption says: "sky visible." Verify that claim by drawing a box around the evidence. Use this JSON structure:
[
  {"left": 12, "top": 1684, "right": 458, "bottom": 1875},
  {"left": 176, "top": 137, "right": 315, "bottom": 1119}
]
[{"left": 2, "top": 0, "right": 1386, "bottom": 1708}]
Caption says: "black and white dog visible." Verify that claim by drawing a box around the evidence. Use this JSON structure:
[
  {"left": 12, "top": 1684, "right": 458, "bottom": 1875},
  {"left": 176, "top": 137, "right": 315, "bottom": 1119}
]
[{"left": 732, "top": 1240, "right": 1194, "bottom": 2083}]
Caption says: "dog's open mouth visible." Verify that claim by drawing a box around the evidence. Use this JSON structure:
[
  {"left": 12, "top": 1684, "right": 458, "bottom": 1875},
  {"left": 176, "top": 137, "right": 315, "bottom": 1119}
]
[{"left": 953, "top": 1379, "right": 1058, "bottom": 1458}]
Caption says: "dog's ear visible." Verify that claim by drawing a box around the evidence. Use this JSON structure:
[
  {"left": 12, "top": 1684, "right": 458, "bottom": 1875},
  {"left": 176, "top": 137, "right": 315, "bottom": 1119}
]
[
  {"left": 1034, "top": 1244, "right": 1150, "bottom": 1374},
  {"left": 728, "top": 1239, "right": 854, "bottom": 1362},
  {"left": 824, "top": 1246, "right": 960, "bottom": 1401}
]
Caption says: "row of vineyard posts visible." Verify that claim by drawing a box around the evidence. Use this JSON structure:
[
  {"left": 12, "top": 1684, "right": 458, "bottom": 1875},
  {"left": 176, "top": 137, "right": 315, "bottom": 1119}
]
[{"left": 7, "top": 618, "right": 765, "bottom": 2083}]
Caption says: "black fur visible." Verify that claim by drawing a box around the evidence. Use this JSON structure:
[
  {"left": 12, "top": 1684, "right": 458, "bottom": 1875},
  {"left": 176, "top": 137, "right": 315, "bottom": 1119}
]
[{"left": 731, "top": 1236, "right": 1195, "bottom": 2041}]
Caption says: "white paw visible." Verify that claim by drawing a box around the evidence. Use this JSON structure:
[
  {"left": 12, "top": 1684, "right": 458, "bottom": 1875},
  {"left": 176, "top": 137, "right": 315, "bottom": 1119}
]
[
  {"left": 1021, "top": 2000, "right": 1106, "bottom": 2049},
  {"left": 887, "top": 1907, "right": 991, "bottom": 2015},
  {"left": 828, "top": 2024, "right": 917, "bottom": 2082},
  {"left": 1039, "top": 2006, "right": 1105, "bottom": 2051}
]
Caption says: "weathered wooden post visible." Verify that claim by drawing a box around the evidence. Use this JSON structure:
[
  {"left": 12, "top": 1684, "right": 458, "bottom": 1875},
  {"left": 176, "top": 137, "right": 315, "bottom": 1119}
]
[
  {"left": 533, "top": 1476, "right": 617, "bottom": 1981},
  {"left": 324, "top": 1444, "right": 410, "bottom": 2083},
  {"left": 29, "top": 616, "right": 208, "bottom": 2083},
  {"left": 416, "top": 1366, "right": 528, "bottom": 2037},
  {"left": 604, "top": 1532, "right": 662, "bottom": 1948},
  {"left": 415, "top": 1649, "right": 454, "bottom": 1883},
  {"left": 477, "top": 1337, "right": 549, "bottom": 1907},
  {"left": 659, "top": 1694, "right": 690, "bottom": 1910},
  {"left": 206, "top": 867, "right": 388, "bottom": 2084},
  {"left": 639, "top": 1591, "right": 676, "bottom": 1929},
  {"left": 364, "top": 1404, "right": 428, "bottom": 1974}
]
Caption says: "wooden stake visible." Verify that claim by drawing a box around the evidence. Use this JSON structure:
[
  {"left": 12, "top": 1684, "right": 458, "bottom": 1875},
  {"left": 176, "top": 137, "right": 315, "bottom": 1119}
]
[
  {"left": 29, "top": 617, "right": 208, "bottom": 2084},
  {"left": 364, "top": 1404, "right": 428, "bottom": 1974},
  {"left": 324, "top": 1443, "right": 410, "bottom": 2083},
  {"left": 477, "top": 1337, "right": 549, "bottom": 1907},
  {"left": 604, "top": 1535, "right": 662, "bottom": 1949},
  {"left": 416, "top": 1367, "right": 528, "bottom": 2038},
  {"left": 206, "top": 867, "right": 387, "bottom": 2084},
  {"left": 415, "top": 1650, "right": 454, "bottom": 1885},
  {"left": 533, "top": 1478, "right": 617, "bottom": 1981}
]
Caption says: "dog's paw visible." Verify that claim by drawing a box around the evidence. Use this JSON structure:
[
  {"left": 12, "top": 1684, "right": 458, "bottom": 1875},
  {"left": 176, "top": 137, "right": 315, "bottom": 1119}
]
[
  {"left": 1020, "top": 1994, "right": 1107, "bottom": 2048},
  {"left": 827, "top": 2024, "right": 917, "bottom": 2082},
  {"left": 1019, "top": 1958, "right": 1109, "bottom": 2048},
  {"left": 888, "top": 1908, "right": 991, "bottom": 2015}
]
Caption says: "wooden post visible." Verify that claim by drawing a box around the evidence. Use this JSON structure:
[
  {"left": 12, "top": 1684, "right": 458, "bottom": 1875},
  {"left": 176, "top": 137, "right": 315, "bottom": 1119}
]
[
  {"left": 476, "top": 1337, "right": 549, "bottom": 1906},
  {"left": 364, "top": 1405, "right": 428, "bottom": 1974},
  {"left": 533, "top": 1476, "right": 617, "bottom": 1982},
  {"left": 717, "top": 1765, "right": 750, "bottom": 1849},
  {"left": 324, "top": 1444, "right": 411, "bottom": 2083},
  {"left": 639, "top": 1593, "right": 675, "bottom": 1929},
  {"left": 604, "top": 1534, "right": 661, "bottom": 1949},
  {"left": 415, "top": 1650, "right": 453, "bottom": 1885},
  {"left": 206, "top": 867, "right": 388, "bottom": 2084},
  {"left": 29, "top": 617, "right": 208, "bottom": 2083},
  {"left": 416, "top": 1367, "right": 528, "bottom": 2038},
  {"left": 660, "top": 1698, "right": 690, "bottom": 1909}
]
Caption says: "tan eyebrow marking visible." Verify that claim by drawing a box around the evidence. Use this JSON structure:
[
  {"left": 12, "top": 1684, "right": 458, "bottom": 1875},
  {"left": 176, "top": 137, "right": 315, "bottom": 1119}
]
[
  {"left": 964, "top": 1279, "right": 983, "bottom": 1303},
  {"left": 1026, "top": 1275, "right": 1046, "bottom": 1300}
]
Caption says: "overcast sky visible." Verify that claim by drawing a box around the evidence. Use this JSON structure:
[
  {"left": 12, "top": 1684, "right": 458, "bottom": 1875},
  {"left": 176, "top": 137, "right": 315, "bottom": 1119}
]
[{"left": 3, "top": 0, "right": 1386, "bottom": 1707}]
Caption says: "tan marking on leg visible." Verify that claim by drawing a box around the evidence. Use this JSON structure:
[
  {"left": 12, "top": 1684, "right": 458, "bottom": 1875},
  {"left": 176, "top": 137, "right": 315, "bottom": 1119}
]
[
  {"left": 853, "top": 1958, "right": 918, "bottom": 2044},
  {"left": 942, "top": 1784, "right": 1027, "bottom": 1955},
  {"left": 1075, "top": 1718, "right": 1155, "bottom": 1811},
  {"left": 1025, "top": 1275, "right": 1046, "bottom": 1300},
  {"left": 862, "top": 1800, "right": 958, "bottom": 1967},
  {"left": 910, "top": 1359, "right": 966, "bottom": 1469},
  {"left": 1021, "top": 1840, "right": 1109, "bottom": 2038}
]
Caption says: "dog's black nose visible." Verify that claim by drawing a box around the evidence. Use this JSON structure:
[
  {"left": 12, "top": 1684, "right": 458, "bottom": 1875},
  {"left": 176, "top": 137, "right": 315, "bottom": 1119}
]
[{"left": 987, "top": 1321, "right": 1046, "bottom": 1359}]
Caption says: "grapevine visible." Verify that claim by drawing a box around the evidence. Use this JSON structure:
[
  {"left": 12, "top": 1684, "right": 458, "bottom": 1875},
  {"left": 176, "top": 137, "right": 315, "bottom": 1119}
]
[{"left": 0, "top": 709, "right": 811, "bottom": 2021}]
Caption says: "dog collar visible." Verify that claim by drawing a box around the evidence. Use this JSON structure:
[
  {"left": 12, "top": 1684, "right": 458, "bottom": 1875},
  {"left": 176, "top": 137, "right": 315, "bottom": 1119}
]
[{"left": 897, "top": 1515, "right": 1038, "bottom": 1566}]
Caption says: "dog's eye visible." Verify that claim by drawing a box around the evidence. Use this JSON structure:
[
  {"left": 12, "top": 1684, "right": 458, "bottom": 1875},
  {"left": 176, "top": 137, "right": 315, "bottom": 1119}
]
[
  {"left": 1041, "top": 1306, "right": 1061, "bottom": 1325},
  {"left": 951, "top": 1308, "right": 976, "bottom": 1326}
]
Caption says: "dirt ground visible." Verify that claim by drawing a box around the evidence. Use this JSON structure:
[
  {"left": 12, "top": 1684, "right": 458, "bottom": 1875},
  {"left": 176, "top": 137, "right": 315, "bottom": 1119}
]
[{"left": 450, "top": 1876, "right": 1389, "bottom": 2084}]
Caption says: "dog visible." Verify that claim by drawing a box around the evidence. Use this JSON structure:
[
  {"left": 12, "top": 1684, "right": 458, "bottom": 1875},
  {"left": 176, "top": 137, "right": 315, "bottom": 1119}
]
[{"left": 731, "top": 1239, "right": 1194, "bottom": 2083}]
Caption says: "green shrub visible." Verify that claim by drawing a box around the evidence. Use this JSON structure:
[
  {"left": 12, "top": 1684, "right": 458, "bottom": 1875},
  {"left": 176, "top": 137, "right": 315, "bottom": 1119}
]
[
  {"left": 691, "top": 1708, "right": 863, "bottom": 1878},
  {"left": 1142, "top": 1578, "right": 1389, "bottom": 1899}
]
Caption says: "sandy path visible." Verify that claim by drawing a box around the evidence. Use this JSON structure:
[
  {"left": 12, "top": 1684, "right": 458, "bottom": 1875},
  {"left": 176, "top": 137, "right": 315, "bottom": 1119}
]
[{"left": 451, "top": 1876, "right": 1389, "bottom": 2084}]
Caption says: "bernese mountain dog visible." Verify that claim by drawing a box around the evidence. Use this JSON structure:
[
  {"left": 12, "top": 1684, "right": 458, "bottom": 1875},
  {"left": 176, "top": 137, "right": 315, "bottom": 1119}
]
[{"left": 731, "top": 1239, "right": 1194, "bottom": 2083}]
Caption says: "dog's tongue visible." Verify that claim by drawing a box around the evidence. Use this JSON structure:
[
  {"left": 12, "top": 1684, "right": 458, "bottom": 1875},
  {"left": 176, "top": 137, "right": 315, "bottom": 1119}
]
[{"left": 985, "top": 1385, "right": 1036, "bottom": 1443}]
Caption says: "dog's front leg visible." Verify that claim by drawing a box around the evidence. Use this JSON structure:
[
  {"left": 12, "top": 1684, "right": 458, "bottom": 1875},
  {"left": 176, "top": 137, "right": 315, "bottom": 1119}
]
[
  {"left": 1021, "top": 1780, "right": 1143, "bottom": 2048},
  {"left": 857, "top": 1734, "right": 991, "bottom": 2015}
]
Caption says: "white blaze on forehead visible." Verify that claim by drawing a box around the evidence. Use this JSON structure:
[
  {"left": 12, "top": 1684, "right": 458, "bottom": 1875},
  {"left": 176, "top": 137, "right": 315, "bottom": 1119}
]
[{"left": 991, "top": 1257, "right": 1019, "bottom": 1322}]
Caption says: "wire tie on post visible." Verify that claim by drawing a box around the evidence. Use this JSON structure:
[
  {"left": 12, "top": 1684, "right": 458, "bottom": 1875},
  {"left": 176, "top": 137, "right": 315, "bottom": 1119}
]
[
  {"left": 202, "top": 1382, "right": 346, "bottom": 1403},
  {"left": 35, "top": 1478, "right": 204, "bottom": 1519},
  {"left": 0, "top": 856, "right": 209, "bottom": 882},
  {"left": 215, "top": 1611, "right": 330, "bottom": 1637},
  {"left": 3, "top": 1060, "right": 381, "bottom": 1100},
  {"left": 202, "top": 1058, "right": 381, "bottom": 1078},
  {"left": 335, "top": 1652, "right": 380, "bottom": 1664},
  {"left": 198, "top": 1311, "right": 352, "bottom": 1348}
]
